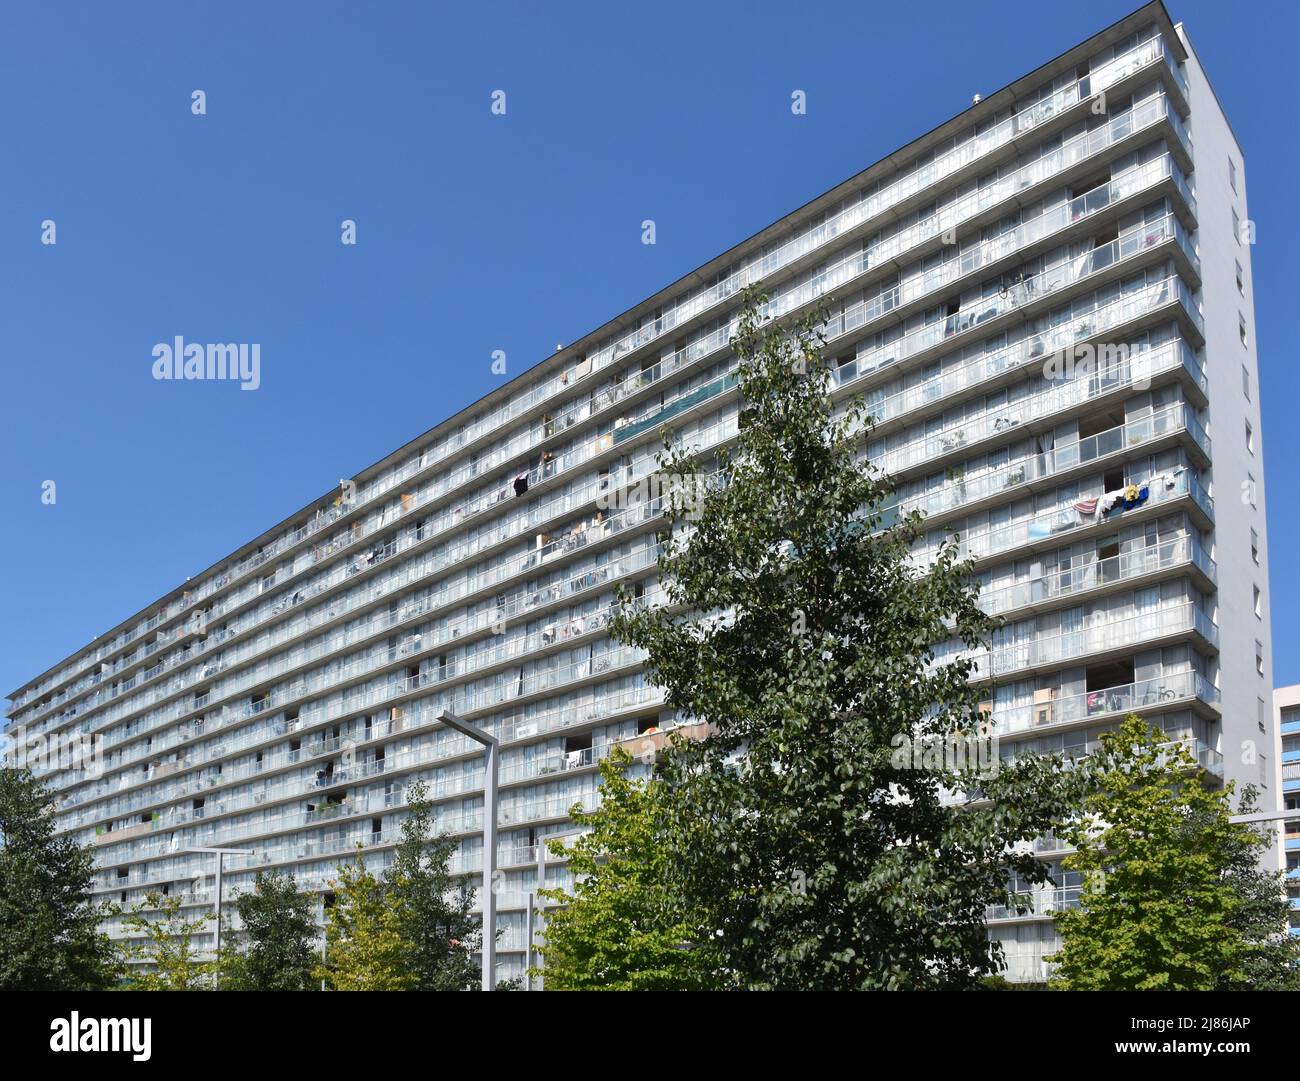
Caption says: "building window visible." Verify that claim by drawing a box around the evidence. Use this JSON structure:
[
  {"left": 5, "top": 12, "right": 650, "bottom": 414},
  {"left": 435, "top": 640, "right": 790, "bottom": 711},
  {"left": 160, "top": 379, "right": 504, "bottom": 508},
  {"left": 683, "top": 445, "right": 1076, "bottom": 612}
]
[
  {"left": 1243, "top": 364, "right": 1251, "bottom": 399},
  {"left": 1236, "top": 259, "right": 1245, "bottom": 295},
  {"left": 1247, "top": 472, "right": 1257, "bottom": 508},
  {"left": 1256, "top": 640, "right": 1265, "bottom": 677},
  {"left": 1246, "top": 419, "right": 1254, "bottom": 454},
  {"left": 1253, "top": 584, "right": 1262, "bottom": 617},
  {"left": 1258, "top": 695, "right": 1267, "bottom": 731},
  {"left": 1229, "top": 157, "right": 1238, "bottom": 193},
  {"left": 1251, "top": 527, "right": 1260, "bottom": 564},
  {"left": 1233, "top": 208, "right": 1241, "bottom": 243},
  {"left": 1239, "top": 313, "right": 1249, "bottom": 347}
]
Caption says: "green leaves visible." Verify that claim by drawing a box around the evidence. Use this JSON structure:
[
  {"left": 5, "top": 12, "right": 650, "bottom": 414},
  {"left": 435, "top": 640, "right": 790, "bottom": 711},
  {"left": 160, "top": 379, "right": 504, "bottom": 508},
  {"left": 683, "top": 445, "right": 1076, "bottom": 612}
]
[
  {"left": 0, "top": 767, "right": 115, "bottom": 990},
  {"left": 385, "top": 781, "right": 480, "bottom": 991},
  {"left": 1050, "top": 714, "right": 1300, "bottom": 990},
  {"left": 223, "top": 871, "right": 319, "bottom": 991},
  {"left": 597, "top": 290, "right": 1080, "bottom": 988},
  {"left": 116, "top": 891, "right": 214, "bottom": 990},
  {"left": 316, "top": 854, "right": 415, "bottom": 991},
  {"left": 535, "top": 750, "right": 722, "bottom": 990},
  {"left": 315, "top": 782, "right": 482, "bottom": 991}
]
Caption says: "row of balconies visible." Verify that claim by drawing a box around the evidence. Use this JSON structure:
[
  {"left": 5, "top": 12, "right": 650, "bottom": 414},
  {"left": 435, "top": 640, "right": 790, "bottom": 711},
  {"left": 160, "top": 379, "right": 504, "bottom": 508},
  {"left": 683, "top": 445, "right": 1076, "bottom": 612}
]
[
  {"left": 63, "top": 432, "right": 1211, "bottom": 838},
  {"left": 18, "top": 138, "right": 1198, "bottom": 753},
  {"left": 22, "top": 233, "right": 1196, "bottom": 779},
  {"left": 71, "top": 680, "right": 669, "bottom": 843},
  {"left": 9, "top": 40, "right": 1189, "bottom": 722},
  {"left": 43, "top": 205, "right": 1206, "bottom": 841}
]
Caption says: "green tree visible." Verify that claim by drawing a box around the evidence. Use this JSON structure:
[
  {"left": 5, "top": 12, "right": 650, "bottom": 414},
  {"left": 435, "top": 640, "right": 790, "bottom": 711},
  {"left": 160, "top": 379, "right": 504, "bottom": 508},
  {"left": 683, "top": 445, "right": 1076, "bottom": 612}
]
[
  {"left": 612, "top": 289, "right": 1081, "bottom": 989},
  {"left": 534, "top": 749, "right": 721, "bottom": 990},
  {"left": 1053, "top": 714, "right": 1298, "bottom": 990},
  {"left": 117, "top": 891, "right": 213, "bottom": 990},
  {"left": 316, "top": 852, "right": 414, "bottom": 991},
  {"left": 384, "top": 781, "right": 479, "bottom": 991},
  {"left": 221, "top": 871, "right": 320, "bottom": 991},
  {"left": 1213, "top": 787, "right": 1300, "bottom": 991},
  {"left": 0, "top": 767, "right": 115, "bottom": 990}
]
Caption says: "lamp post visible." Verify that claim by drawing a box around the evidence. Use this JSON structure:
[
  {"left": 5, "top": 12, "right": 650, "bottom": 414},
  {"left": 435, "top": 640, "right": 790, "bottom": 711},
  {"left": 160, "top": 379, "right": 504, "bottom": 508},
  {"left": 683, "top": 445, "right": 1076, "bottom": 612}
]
[
  {"left": 183, "top": 846, "right": 253, "bottom": 990},
  {"left": 320, "top": 893, "right": 328, "bottom": 991},
  {"left": 438, "top": 709, "right": 498, "bottom": 991},
  {"left": 1229, "top": 809, "right": 1296, "bottom": 825},
  {"left": 527, "top": 826, "right": 584, "bottom": 991}
]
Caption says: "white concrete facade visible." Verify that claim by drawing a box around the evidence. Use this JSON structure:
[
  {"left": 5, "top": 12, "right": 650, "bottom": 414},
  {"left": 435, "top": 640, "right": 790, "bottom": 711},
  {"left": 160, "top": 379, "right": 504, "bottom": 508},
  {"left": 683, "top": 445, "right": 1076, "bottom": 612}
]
[{"left": 4, "top": 2, "right": 1268, "bottom": 983}]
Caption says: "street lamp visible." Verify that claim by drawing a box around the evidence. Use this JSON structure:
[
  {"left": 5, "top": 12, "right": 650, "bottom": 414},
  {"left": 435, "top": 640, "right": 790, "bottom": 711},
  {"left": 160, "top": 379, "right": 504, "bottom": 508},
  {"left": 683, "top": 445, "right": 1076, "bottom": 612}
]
[
  {"left": 182, "top": 846, "right": 253, "bottom": 990},
  {"left": 1229, "top": 809, "right": 1297, "bottom": 825},
  {"left": 527, "top": 826, "right": 584, "bottom": 991},
  {"left": 438, "top": 709, "right": 498, "bottom": 991}
]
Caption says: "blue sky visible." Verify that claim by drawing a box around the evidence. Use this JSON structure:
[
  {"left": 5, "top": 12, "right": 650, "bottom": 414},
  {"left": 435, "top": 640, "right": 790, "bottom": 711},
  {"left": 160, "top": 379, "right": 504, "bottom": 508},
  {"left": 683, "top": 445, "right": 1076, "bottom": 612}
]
[{"left": 1, "top": 0, "right": 1296, "bottom": 701}]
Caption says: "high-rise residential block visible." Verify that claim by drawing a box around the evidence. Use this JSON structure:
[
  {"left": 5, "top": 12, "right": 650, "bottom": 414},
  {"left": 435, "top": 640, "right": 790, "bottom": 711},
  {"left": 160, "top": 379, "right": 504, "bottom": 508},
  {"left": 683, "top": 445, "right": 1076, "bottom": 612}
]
[{"left": 5, "top": 1, "right": 1270, "bottom": 983}]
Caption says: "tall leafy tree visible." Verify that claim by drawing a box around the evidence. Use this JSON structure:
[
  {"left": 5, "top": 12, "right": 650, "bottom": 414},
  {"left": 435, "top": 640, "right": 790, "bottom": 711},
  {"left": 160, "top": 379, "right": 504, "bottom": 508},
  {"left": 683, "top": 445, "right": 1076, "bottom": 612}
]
[
  {"left": 1213, "top": 787, "right": 1300, "bottom": 991},
  {"left": 221, "top": 871, "right": 320, "bottom": 991},
  {"left": 534, "top": 749, "right": 721, "bottom": 990},
  {"left": 1053, "top": 714, "right": 1298, "bottom": 990},
  {"left": 0, "top": 767, "right": 115, "bottom": 990},
  {"left": 612, "top": 289, "right": 1080, "bottom": 989},
  {"left": 384, "top": 780, "right": 479, "bottom": 991},
  {"left": 117, "top": 891, "right": 213, "bottom": 990},
  {"left": 316, "top": 853, "right": 414, "bottom": 991}
]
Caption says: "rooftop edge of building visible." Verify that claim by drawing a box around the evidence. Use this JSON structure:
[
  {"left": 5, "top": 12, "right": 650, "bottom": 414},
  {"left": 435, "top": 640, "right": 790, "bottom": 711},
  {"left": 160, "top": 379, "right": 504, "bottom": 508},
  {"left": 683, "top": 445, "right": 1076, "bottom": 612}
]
[{"left": 9, "top": 0, "right": 1187, "bottom": 702}]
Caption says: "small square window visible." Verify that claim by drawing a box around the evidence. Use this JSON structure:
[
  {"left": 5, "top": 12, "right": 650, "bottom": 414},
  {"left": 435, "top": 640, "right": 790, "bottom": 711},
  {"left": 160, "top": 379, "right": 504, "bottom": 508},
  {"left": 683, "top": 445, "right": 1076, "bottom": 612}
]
[
  {"left": 1251, "top": 527, "right": 1260, "bottom": 564},
  {"left": 1253, "top": 584, "right": 1262, "bottom": 617},
  {"left": 1236, "top": 260, "right": 1245, "bottom": 295},
  {"left": 1240, "top": 313, "right": 1249, "bottom": 347},
  {"left": 1246, "top": 419, "right": 1255, "bottom": 454},
  {"left": 1256, "top": 640, "right": 1265, "bottom": 677}
]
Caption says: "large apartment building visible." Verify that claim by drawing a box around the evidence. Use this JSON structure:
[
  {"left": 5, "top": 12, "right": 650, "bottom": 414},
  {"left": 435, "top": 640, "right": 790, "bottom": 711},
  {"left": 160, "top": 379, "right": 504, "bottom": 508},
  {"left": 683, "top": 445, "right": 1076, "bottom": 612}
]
[{"left": 4, "top": 1, "right": 1272, "bottom": 984}]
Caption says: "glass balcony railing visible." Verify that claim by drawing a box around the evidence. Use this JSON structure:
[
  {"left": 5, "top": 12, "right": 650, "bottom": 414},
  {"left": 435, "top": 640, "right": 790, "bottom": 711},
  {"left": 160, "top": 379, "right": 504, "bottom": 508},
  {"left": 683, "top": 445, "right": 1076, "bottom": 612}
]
[
  {"left": 850, "top": 277, "right": 1201, "bottom": 432},
  {"left": 37, "top": 415, "right": 736, "bottom": 790},
  {"left": 91, "top": 742, "right": 612, "bottom": 871},
  {"left": 987, "top": 885, "right": 1083, "bottom": 921},
  {"left": 995, "top": 668, "right": 1220, "bottom": 735},
  {"left": 65, "top": 396, "right": 704, "bottom": 725},
  {"left": 41, "top": 532, "right": 663, "bottom": 787},
  {"left": 67, "top": 678, "right": 666, "bottom": 837},
  {"left": 883, "top": 400, "right": 1207, "bottom": 527},
  {"left": 871, "top": 338, "right": 1204, "bottom": 480},
  {"left": 9, "top": 43, "right": 1188, "bottom": 723},
  {"left": 958, "top": 601, "right": 1218, "bottom": 681},
  {"left": 850, "top": 211, "right": 1196, "bottom": 387},
  {"left": 21, "top": 166, "right": 1201, "bottom": 744},
  {"left": 977, "top": 532, "right": 1214, "bottom": 618},
  {"left": 69, "top": 631, "right": 654, "bottom": 834}
]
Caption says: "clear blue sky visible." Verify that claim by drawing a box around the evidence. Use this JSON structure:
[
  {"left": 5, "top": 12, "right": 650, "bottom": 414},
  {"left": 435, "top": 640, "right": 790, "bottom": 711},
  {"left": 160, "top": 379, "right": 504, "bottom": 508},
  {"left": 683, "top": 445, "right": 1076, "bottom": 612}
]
[{"left": 1, "top": 0, "right": 1296, "bottom": 700}]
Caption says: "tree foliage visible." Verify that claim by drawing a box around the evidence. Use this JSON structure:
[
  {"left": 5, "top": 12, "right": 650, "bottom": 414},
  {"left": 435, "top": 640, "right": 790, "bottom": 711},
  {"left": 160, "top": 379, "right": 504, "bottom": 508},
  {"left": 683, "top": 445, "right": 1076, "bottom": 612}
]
[
  {"left": 384, "top": 780, "right": 479, "bottom": 991},
  {"left": 117, "top": 891, "right": 213, "bottom": 990},
  {"left": 534, "top": 749, "right": 721, "bottom": 990},
  {"left": 0, "top": 767, "right": 115, "bottom": 990},
  {"left": 315, "top": 852, "right": 414, "bottom": 991},
  {"left": 1213, "top": 786, "right": 1300, "bottom": 991},
  {"left": 221, "top": 871, "right": 320, "bottom": 991},
  {"left": 1052, "top": 714, "right": 1299, "bottom": 990},
  {"left": 604, "top": 289, "right": 1080, "bottom": 989}
]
